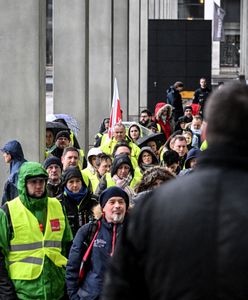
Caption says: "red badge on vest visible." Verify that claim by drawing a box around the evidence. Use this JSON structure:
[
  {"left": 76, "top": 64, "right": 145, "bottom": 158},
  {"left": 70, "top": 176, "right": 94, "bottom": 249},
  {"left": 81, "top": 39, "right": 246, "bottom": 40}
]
[{"left": 50, "top": 219, "right": 60, "bottom": 231}]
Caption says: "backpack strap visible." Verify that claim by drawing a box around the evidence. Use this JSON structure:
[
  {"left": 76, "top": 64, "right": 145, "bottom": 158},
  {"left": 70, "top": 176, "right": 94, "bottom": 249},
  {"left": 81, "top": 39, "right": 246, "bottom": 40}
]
[{"left": 78, "top": 220, "right": 101, "bottom": 282}]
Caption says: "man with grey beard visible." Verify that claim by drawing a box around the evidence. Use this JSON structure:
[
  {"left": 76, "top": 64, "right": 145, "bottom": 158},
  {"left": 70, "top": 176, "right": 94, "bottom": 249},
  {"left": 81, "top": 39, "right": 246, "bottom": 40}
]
[{"left": 66, "top": 187, "right": 129, "bottom": 300}]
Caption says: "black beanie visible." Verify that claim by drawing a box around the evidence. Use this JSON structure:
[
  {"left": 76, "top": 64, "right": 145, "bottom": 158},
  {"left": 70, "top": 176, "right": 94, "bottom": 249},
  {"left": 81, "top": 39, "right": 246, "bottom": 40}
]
[
  {"left": 62, "top": 166, "right": 83, "bottom": 185},
  {"left": 99, "top": 186, "right": 129, "bottom": 208},
  {"left": 55, "top": 130, "right": 70, "bottom": 141},
  {"left": 43, "top": 156, "right": 63, "bottom": 170}
]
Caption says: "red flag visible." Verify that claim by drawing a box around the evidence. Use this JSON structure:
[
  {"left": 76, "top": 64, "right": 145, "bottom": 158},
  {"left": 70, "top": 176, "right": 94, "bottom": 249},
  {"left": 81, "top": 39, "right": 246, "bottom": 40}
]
[{"left": 108, "top": 78, "right": 122, "bottom": 138}]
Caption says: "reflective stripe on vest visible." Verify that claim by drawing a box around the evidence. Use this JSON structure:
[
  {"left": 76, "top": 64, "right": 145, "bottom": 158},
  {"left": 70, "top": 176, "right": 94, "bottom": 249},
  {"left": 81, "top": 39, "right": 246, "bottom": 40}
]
[
  {"left": 9, "top": 257, "right": 43, "bottom": 265},
  {"left": 7, "top": 197, "right": 67, "bottom": 280},
  {"left": 10, "top": 240, "right": 62, "bottom": 251}
]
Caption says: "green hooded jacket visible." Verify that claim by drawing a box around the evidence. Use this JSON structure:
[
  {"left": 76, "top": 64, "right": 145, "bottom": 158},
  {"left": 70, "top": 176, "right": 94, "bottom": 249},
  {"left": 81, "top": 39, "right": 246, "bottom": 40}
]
[{"left": 0, "top": 161, "right": 73, "bottom": 300}]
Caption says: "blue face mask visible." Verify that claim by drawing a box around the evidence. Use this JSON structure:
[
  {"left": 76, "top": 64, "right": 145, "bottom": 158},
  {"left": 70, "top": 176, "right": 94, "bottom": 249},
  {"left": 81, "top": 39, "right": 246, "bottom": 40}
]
[{"left": 161, "top": 115, "right": 167, "bottom": 121}]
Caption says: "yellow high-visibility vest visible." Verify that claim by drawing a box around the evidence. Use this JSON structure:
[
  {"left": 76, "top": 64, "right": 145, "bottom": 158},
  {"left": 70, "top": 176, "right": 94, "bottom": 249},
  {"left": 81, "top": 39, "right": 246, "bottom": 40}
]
[
  {"left": 7, "top": 197, "right": 67, "bottom": 280},
  {"left": 82, "top": 168, "right": 100, "bottom": 193}
]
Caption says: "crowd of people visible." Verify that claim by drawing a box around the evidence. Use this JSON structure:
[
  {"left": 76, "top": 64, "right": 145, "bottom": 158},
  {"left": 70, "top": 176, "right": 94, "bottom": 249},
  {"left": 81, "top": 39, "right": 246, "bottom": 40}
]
[{"left": 1, "top": 79, "right": 248, "bottom": 299}]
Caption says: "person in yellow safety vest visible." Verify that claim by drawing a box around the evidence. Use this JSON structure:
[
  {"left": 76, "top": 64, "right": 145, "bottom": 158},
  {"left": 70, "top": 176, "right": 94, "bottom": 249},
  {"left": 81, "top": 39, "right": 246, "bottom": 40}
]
[
  {"left": 95, "top": 154, "right": 142, "bottom": 200},
  {"left": 94, "top": 118, "right": 110, "bottom": 147},
  {"left": 61, "top": 147, "right": 92, "bottom": 194},
  {"left": 89, "top": 153, "right": 112, "bottom": 193},
  {"left": 0, "top": 161, "right": 73, "bottom": 299},
  {"left": 81, "top": 147, "right": 103, "bottom": 192},
  {"left": 69, "top": 130, "right": 87, "bottom": 169},
  {"left": 100, "top": 123, "right": 140, "bottom": 166},
  {"left": 112, "top": 141, "right": 139, "bottom": 169}
]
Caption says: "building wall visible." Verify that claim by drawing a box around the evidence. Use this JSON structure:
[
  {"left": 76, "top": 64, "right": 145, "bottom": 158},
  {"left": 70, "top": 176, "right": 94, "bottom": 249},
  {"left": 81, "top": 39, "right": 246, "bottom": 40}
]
[
  {"left": 0, "top": 0, "right": 46, "bottom": 201},
  {"left": 53, "top": 0, "right": 149, "bottom": 149}
]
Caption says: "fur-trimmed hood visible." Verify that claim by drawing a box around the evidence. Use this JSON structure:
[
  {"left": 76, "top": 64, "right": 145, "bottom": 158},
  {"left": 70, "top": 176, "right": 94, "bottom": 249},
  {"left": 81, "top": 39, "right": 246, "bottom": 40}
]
[{"left": 155, "top": 104, "right": 173, "bottom": 120}]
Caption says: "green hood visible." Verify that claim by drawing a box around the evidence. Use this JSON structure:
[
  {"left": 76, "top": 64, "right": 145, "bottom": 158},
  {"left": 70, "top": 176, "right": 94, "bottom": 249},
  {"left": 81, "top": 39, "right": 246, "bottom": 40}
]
[{"left": 17, "top": 161, "right": 48, "bottom": 207}]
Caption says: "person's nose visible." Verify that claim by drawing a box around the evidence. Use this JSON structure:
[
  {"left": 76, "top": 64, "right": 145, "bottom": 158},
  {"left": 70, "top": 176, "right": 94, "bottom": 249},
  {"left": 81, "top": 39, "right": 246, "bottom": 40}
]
[
  {"left": 114, "top": 201, "right": 120, "bottom": 208},
  {"left": 35, "top": 182, "right": 43, "bottom": 189}
]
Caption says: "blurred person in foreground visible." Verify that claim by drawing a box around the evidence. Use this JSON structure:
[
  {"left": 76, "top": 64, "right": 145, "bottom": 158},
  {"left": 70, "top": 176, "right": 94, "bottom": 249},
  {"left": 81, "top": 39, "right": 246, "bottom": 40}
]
[{"left": 101, "top": 82, "right": 248, "bottom": 300}]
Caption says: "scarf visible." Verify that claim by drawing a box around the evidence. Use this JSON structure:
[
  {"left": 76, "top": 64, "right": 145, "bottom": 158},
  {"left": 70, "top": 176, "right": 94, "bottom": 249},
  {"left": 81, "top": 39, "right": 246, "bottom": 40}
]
[
  {"left": 112, "top": 174, "right": 135, "bottom": 198},
  {"left": 140, "top": 163, "right": 155, "bottom": 172},
  {"left": 64, "top": 186, "right": 88, "bottom": 204}
]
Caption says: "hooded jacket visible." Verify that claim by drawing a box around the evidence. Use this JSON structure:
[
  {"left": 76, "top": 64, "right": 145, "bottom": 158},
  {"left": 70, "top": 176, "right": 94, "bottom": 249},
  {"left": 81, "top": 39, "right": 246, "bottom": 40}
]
[
  {"left": 0, "top": 161, "right": 72, "bottom": 300},
  {"left": 1, "top": 140, "right": 27, "bottom": 204},
  {"left": 166, "top": 86, "right": 184, "bottom": 121},
  {"left": 95, "top": 155, "right": 140, "bottom": 198},
  {"left": 82, "top": 147, "right": 102, "bottom": 179},
  {"left": 94, "top": 118, "right": 110, "bottom": 147},
  {"left": 111, "top": 154, "right": 134, "bottom": 178},
  {"left": 155, "top": 104, "right": 175, "bottom": 141},
  {"left": 137, "top": 147, "right": 159, "bottom": 173}
]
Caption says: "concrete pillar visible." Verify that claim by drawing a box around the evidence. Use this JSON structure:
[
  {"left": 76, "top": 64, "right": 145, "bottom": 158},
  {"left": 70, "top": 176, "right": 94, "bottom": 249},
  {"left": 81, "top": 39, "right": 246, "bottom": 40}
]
[
  {"left": 240, "top": 0, "right": 248, "bottom": 79},
  {"left": 205, "top": 0, "right": 220, "bottom": 77},
  {"left": 53, "top": 0, "right": 87, "bottom": 149},
  {"left": 149, "top": 0, "right": 177, "bottom": 19},
  {"left": 128, "top": 0, "right": 140, "bottom": 121},
  {"left": 0, "top": 1, "right": 46, "bottom": 199},
  {"left": 164, "top": 0, "right": 178, "bottom": 19},
  {"left": 53, "top": 0, "right": 151, "bottom": 146},
  {"left": 140, "top": 0, "right": 149, "bottom": 111},
  {"left": 112, "top": 0, "right": 128, "bottom": 120}
]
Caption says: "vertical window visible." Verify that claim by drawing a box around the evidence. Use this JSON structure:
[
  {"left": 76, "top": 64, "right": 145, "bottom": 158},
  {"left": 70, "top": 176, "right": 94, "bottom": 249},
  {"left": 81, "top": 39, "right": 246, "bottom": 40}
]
[
  {"left": 220, "top": 0, "right": 240, "bottom": 68},
  {"left": 46, "top": 0, "right": 53, "bottom": 66}
]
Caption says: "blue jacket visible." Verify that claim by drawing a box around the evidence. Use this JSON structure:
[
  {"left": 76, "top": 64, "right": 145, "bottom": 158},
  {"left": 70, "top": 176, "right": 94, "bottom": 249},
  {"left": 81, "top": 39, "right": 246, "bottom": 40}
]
[
  {"left": 66, "top": 218, "right": 124, "bottom": 300},
  {"left": 1, "top": 140, "right": 26, "bottom": 204}
]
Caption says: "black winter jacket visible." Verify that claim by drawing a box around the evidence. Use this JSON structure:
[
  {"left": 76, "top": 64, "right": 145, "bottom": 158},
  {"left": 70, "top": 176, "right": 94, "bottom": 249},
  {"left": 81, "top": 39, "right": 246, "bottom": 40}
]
[
  {"left": 192, "top": 86, "right": 211, "bottom": 115},
  {"left": 57, "top": 190, "right": 98, "bottom": 237},
  {"left": 102, "top": 147, "right": 248, "bottom": 300},
  {"left": 167, "top": 86, "right": 183, "bottom": 121}
]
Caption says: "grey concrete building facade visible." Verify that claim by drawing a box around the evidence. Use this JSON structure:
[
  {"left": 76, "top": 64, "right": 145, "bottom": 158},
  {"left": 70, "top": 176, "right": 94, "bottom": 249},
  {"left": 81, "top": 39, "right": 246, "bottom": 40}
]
[
  {"left": 53, "top": 0, "right": 149, "bottom": 150},
  {"left": 0, "top": 1, "right": 46, "bottom": 198},
  {"left": 0, "top": 0, "right": 248, "bottom": 201}
]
